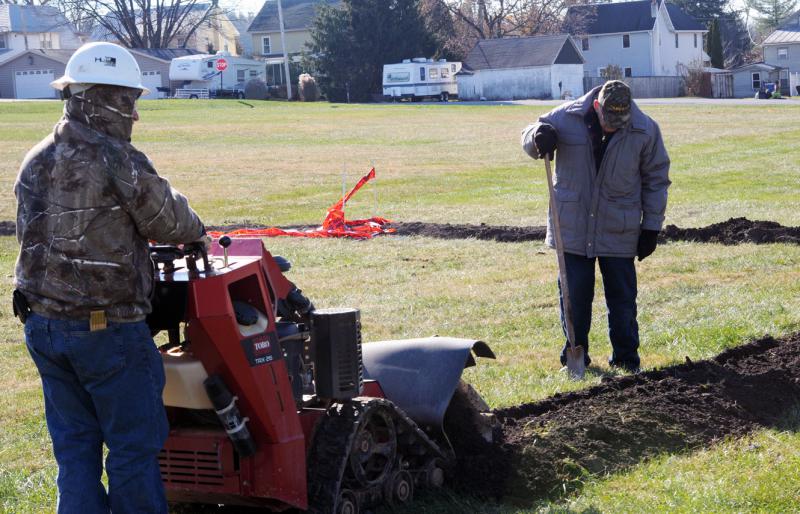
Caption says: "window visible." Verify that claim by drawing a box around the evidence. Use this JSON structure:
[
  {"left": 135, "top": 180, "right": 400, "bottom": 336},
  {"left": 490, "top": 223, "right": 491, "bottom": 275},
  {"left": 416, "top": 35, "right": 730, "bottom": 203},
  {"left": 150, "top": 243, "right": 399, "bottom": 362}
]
[
  {"left": 752, "top": 72, "right": 761, "bottom": 90},
  {"left": 0, "top": 35, "right": 5, "bottom": 49},
  {"left": 207, "top": 61, "right": 213, "bottom": 68},
  {"left": 429, "top": 68, "right": 438, "bottom": 79},
  {"left": 237, "top": 69, "right": 245, "bottom": 82},
  {"left": 249, "top": 70, "right": 259, "bottom": 77},
  {"left": 419, "top": 67, "right": 426, "bottom": 81},
  {"left": 441, "top": 67, "right": 449, "bottom": 78},
  {"left": 267, "top": 63, "right": 284, "bottom": 85},
  {"left": 675, "top": 33, "right": 679, "bottom": 48},
  {"left": 40, "top": 33, "right": 53, "bottom": 49},
  {"left": 581, "top": 37, "right": 589, "bottom": 51},
  {"left": 386, "top": 71, "right": 410, "bottom": 82},
  {"left": 624, "top": 67, "right": 632, "bottom": 77},
  {"left": 262, "top": 36, "right": 271, "bottom": 55},
  {"left": 622, "top": 34, "right": 630, "bottom": 48},
  {"left": 779, "top": 47, "right": 788, "bottom": 59},
  {"left": 451, "top": 64, "right": 456, "bottom": 72},
  {"left": 694, "top": 33, "right": 698, "bottom": 48},
  {"left": 598, "top": 66, "right": 606, "bottom": 77}
]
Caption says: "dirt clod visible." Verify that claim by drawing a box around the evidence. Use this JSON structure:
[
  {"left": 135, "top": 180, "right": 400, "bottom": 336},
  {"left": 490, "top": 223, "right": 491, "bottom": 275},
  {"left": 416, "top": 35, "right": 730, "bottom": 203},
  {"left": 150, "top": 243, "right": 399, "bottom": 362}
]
[{"left": 449, "top": 333, "right": 800, "bottom": 504}]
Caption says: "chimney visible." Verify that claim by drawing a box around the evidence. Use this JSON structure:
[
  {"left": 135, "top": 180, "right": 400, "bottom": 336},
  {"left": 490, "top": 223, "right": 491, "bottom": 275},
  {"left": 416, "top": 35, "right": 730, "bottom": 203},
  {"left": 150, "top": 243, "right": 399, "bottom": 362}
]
[{"left": 651, "top": 0, "right": 658, "bottom": 18}]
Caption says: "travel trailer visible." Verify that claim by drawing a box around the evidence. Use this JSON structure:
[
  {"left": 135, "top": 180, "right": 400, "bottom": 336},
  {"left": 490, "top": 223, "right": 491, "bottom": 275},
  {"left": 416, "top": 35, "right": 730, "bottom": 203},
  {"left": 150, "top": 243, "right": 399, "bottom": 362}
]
[
  {"left": 382, "top": 58, "right": 462, "bottom": 102},
  {"left": 169, "top": 52, "right": 265, "bottom": 99}
]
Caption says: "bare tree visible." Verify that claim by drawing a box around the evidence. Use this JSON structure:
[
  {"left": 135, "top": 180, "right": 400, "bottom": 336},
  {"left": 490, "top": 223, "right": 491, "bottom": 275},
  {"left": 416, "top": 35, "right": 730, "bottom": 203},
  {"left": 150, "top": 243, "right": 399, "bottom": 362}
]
[
  {"left": 58, "top": 0, "right": 227, "bottom": 49},
  {"left": 431, "top": 0, "right": 591, "bottom": 41}
]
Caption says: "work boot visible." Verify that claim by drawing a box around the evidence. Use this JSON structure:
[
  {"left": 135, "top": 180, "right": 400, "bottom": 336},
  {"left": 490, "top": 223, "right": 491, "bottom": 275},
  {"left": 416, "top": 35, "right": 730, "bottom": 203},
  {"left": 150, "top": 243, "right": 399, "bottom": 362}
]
[{"left": 608, "top": 357, "right": 640, "bottom": 374}]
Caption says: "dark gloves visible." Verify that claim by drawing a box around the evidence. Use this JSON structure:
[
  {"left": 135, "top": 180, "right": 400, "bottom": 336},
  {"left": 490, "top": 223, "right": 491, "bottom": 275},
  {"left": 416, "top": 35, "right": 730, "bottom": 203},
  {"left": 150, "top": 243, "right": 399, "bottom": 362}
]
[
  {"left": 637, "top": 230, "right": 659, "bottom": 261},
  {"left": 533, "top": 123, "right": 557, "bottom": 160}
]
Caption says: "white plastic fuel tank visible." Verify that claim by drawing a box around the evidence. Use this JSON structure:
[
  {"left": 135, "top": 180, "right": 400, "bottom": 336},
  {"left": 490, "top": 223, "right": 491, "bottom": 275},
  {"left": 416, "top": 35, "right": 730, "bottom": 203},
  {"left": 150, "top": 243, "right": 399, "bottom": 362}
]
[
  {"left": 161, "top": 307, "right": 269, "bottom": 409},
  {"left": 162, "top": 347, "right": 214, "bottom": 409}
]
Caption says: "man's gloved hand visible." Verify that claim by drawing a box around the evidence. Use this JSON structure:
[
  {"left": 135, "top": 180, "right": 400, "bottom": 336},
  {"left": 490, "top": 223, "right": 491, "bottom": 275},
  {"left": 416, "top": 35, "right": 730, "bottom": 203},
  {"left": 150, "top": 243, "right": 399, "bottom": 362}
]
[
  {"left": 193, "top": 233, "right": 213, "bottom": 254},
  {"left": 533, "top": 123, "right": 558, "bottom": 160},
  {"left": 637, "top": 230, "right": 659, "bottom": 261}
]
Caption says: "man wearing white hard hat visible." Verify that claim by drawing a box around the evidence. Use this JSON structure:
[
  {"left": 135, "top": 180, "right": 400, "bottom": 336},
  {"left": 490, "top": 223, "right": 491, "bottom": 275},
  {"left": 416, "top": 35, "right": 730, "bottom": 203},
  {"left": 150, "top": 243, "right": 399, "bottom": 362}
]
[{"left": 14, "top": 42, "right": 207, "bottom": 513}]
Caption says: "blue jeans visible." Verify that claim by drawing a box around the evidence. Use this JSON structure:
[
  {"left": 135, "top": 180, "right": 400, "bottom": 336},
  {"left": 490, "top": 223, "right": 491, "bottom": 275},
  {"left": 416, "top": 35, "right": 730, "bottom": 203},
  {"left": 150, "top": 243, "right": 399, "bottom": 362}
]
[
  {"left": 558, "top": 253, "right": 640, "bottom": 369},
  {"left": 24, "top": 313, "right": 168, "bottom": 514}
]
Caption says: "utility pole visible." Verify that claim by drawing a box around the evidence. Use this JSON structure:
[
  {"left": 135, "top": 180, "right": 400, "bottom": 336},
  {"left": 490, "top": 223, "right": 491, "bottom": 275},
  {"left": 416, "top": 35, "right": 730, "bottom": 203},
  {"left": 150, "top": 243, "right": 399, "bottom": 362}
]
[{"left": 277, "top": 0, "right": 292, "bottom": 100}]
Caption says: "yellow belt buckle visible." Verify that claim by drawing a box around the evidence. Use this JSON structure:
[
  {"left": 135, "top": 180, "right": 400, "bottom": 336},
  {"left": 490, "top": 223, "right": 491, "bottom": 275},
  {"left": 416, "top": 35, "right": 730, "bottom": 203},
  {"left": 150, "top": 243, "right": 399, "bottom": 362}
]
[{"left": 90, "top": 310, "right": 107, "bottom": 332}]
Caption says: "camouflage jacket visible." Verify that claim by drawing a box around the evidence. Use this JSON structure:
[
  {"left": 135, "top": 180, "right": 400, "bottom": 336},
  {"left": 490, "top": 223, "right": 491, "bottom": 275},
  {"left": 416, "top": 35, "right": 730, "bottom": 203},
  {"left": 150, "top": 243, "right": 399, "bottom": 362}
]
[{"left": 14, "top": 86, "right": 204, "bottom": 322}]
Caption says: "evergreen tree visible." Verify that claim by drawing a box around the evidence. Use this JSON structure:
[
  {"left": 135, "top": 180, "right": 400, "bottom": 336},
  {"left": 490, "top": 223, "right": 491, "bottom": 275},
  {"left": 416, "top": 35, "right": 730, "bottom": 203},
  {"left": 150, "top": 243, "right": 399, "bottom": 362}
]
[
  {"left": 747, "top": 0, "right": 798, "bottom": 32},
  {"left": 706, "top": 18, "right": 725, "bottom": 68},
  {"left": 307, "top": 0, "right": 439, "bottom": 102}
]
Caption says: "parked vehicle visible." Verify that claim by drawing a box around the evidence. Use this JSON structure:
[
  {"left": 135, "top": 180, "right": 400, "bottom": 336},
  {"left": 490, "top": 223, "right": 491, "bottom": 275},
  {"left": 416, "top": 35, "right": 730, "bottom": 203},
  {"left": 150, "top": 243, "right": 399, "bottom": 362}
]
[
  {"left": 169, "top": 51, "right": 265, "bottom": 99},
  {"left": 382, "top": 58, "right": 462, "bottom": 102}
]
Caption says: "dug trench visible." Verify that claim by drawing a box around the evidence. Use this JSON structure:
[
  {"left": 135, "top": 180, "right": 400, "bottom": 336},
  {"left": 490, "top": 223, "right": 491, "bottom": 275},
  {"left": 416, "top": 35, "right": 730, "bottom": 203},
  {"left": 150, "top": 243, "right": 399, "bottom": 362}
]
[
  {"left": 443, "top": 332, "right": 800, "bottom": 506},
  {"left": 1, "top": 217, "right": 799, "bottom": 244}
]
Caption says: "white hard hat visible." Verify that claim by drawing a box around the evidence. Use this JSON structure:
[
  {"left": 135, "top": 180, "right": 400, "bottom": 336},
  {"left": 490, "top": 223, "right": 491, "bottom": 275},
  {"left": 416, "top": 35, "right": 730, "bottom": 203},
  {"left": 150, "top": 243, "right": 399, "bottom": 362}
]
[{"left": 51, "top": 42, "right": 149, "bottom": 94}]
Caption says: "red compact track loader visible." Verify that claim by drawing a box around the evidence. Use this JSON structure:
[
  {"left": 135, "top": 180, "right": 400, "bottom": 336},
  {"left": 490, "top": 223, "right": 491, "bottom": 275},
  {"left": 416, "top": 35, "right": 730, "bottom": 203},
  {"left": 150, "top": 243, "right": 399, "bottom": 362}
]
[{"left": 147, "top": 237, "right": 495, "bottom": 513}]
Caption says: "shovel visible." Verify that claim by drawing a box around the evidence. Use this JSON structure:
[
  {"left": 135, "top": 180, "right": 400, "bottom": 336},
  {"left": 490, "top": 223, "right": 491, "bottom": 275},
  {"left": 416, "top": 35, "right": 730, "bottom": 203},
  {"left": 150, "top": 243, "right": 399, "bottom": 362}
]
[{"left": 544, "top": 155, "right": 586, "bottom": 380}]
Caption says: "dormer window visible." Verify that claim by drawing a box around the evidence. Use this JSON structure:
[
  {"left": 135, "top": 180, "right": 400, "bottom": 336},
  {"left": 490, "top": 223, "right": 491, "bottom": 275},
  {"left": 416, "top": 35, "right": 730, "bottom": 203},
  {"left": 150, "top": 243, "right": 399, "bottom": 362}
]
[{"left": 623, "top": 34, "right": 630, "bottom": 48}]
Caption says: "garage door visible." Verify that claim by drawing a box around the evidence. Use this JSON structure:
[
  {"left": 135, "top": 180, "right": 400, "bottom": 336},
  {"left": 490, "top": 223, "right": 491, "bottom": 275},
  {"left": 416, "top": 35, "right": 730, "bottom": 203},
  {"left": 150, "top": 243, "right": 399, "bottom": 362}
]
[
  {"left": 15, "top": 69, "right": 56, "bottom": 99},
  {"left": 141, "top": 70, "right": 162, "bottom": 99}
]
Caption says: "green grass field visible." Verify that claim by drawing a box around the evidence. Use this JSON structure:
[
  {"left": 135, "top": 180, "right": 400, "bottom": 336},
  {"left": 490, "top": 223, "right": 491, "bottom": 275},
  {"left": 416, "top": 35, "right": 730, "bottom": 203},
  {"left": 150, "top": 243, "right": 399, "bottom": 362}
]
[{"left": 1, "top": 99, "right": 800, "bottom": 513}]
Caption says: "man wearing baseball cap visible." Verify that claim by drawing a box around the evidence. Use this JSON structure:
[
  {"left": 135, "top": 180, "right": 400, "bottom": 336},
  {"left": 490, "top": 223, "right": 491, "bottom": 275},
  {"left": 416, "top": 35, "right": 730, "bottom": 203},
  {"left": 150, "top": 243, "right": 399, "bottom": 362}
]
[{"left": 520, "top": 80, "right": 671, "bottom": 373}]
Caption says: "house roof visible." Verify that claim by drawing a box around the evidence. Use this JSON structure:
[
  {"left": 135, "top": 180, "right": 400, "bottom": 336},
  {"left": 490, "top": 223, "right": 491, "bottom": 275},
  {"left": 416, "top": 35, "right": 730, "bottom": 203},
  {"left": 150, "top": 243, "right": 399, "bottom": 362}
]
[
  {"left": 130, "top": 48, "right": 200, "bottom": 62},
  {"left": 0, "top": 48, "right": 73, "bottom": 68},
  {"left": 763, "top": 30, "right": 800, "bottom": 44},
  {"left": 248, "top": 0, "right": 340, "bottom": 33},
  {"left": 730, "top": 62, "right": 782, "bottom": 73},
  {"left": 0, "top": 4, "right": 76, "bottom": 33},
  {"left": 462, "top": 35, "right": 583, "bottom": 71},
  {"left": 565, "top": 1, "right": 704, "bottom": 35}
]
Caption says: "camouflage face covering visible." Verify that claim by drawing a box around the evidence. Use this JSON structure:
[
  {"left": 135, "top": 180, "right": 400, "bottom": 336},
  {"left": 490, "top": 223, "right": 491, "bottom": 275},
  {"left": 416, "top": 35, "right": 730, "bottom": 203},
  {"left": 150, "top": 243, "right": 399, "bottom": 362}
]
[
  {"left": 597, "top": 80, "right": 632, "bottom": 130},
  {"left": 65, "top": 85, "right": 141, "bottom": 142}
]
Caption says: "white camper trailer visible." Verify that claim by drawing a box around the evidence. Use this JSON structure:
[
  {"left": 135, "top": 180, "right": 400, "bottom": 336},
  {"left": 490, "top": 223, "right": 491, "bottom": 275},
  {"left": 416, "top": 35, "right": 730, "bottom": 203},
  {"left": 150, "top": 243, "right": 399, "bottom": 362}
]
[
  {"left": 382, "top": 58, "right": 462, "bottom": 102},
  {"left": 169, "top": 52, "right": 265, "bottom": 99}
]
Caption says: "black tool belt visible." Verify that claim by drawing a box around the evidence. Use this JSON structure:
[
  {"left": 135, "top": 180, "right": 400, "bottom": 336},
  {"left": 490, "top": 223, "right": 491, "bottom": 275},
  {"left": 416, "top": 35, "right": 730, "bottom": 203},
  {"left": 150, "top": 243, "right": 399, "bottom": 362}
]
[{"left": 12, "top": 289, "right": 31, "bottom": 324}]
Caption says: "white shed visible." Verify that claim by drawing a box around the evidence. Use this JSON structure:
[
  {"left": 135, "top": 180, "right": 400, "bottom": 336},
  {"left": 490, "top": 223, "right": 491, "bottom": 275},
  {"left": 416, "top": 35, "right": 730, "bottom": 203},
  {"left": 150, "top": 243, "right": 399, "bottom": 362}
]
[{"left": 456, "top": 35, "right": 585, "bottom": 101}]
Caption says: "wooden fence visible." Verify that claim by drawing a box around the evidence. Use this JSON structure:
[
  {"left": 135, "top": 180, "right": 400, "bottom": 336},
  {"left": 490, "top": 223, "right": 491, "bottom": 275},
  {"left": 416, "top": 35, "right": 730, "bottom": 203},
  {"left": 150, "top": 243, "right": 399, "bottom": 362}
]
[{"left": 583, "top": 76, "right": 684, "bottom": 98}]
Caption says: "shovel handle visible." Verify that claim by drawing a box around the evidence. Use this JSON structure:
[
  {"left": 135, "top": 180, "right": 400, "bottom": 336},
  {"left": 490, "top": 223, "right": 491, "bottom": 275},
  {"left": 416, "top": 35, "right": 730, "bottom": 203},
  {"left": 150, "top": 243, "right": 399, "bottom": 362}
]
[{"left": 544, "top": 156, "right": 578, "bottom": 351}]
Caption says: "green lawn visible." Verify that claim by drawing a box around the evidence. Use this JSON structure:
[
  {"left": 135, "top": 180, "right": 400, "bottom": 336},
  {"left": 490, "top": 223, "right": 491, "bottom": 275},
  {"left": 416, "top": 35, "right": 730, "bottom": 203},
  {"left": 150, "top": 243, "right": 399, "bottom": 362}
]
[{"left": 1, "top": 99, "right": 799, "bottom": 513}]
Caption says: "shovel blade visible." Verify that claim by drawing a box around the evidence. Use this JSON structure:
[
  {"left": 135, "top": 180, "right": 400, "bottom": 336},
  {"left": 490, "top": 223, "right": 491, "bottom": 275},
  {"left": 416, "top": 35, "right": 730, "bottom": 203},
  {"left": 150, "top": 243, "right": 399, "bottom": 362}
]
[{"left": 564, "top": 345, "right": 586, "bottom": 380}]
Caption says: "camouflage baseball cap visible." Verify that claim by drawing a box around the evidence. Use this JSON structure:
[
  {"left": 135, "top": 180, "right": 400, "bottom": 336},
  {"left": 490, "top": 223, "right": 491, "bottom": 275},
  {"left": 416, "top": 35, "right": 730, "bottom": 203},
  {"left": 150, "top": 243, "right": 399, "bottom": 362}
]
[{"left": 597, "top": 80, "right": 632, "bottom": 129}]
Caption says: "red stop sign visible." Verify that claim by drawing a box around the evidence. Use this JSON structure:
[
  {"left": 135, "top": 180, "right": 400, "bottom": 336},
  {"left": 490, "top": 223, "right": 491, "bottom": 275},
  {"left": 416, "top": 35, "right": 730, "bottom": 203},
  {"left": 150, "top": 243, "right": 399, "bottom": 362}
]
[{"left": 215, "top": 58, "right": 228, "bottom": 72}]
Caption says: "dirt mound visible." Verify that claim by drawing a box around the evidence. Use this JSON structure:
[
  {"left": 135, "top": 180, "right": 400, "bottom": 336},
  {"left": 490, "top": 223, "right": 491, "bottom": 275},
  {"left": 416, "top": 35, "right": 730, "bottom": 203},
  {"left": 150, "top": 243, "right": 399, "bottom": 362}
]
[
  {"left": 661, "top": 217, "right": 800, "bottom": 245},
  {"left": 448, "top": 333, "right": 800, "bottom": 505},
  {"left": 391, "top": 222, "right": 547, "bottom": 243}
]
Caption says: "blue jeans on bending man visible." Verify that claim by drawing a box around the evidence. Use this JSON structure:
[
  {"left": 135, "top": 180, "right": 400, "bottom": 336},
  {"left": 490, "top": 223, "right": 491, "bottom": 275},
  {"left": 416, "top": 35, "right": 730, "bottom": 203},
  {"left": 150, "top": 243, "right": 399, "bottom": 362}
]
[
  {"left": 24, "top": 313, "right": 169, "bottom": 514},
  {"left": 558, "top": 252, "right": 640, "bottom": 371}
]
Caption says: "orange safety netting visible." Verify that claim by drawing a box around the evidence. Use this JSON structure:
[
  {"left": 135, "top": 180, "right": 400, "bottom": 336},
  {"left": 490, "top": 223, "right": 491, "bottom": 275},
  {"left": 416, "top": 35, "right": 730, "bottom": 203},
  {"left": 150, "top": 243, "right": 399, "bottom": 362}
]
[{"left": 208, "top": 168, "right": 395, "bottom": 240}]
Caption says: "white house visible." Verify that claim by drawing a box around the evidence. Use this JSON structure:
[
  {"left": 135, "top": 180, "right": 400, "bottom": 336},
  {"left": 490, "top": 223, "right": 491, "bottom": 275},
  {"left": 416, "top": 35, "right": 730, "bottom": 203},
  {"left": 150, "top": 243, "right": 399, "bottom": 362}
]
[
  {"left": 565, "top": 0, "right": 707, "bottom": 78},
  {"left": 456, "top": 35, "right": 585, "bottom": 101},
  {"left": 0, "top": 4, "right": 83, "bottom": 53}
]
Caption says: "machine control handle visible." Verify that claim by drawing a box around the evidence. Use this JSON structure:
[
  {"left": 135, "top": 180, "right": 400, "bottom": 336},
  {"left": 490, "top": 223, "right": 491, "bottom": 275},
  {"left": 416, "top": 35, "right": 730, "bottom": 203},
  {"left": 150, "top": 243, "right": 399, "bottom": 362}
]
[{"left": 219, "top": 236, "right": 231, "bottom": 267}]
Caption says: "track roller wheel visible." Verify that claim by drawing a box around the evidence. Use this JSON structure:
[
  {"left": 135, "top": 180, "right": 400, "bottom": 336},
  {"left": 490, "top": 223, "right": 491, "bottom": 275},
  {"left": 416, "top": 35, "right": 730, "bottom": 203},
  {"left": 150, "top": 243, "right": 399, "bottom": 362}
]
[
  {"left": 423, "top": 459, "right": 445, "bottom": 489},
  {"left": 384, "top": 470, "right": 414, "bottom": 505},
  {"left": 336, "top": 489, "right": 359, "bottom": 514},
  {"left": 348, "top": 406, "right": 397, "bottom": 487}
]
